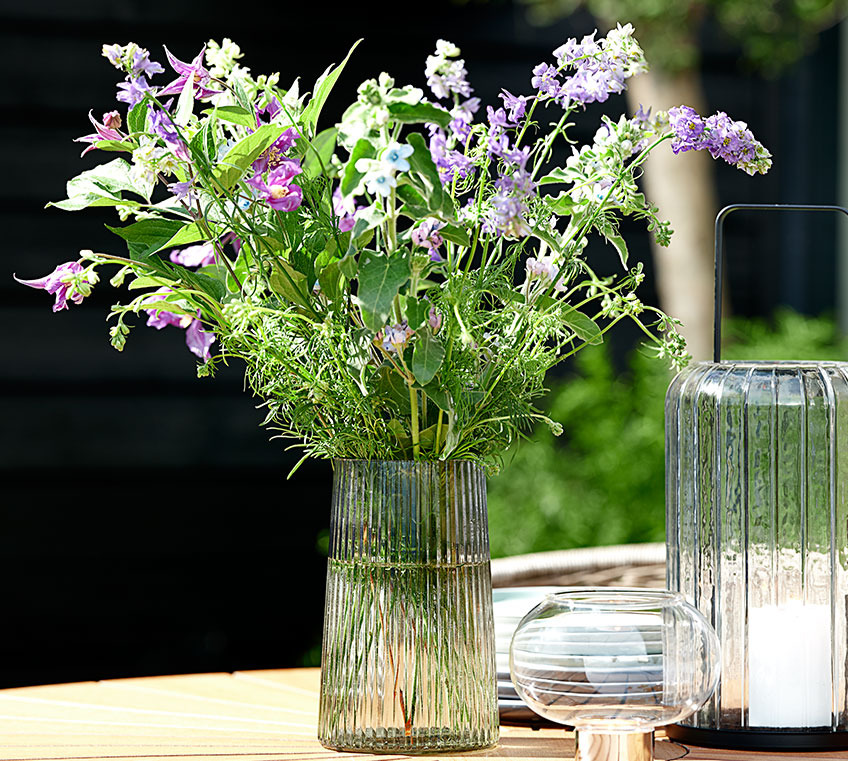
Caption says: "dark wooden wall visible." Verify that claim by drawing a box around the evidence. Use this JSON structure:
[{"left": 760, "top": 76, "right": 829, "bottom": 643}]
[{"left": 0, "top": 0, "right": 837, "bottom": 687}]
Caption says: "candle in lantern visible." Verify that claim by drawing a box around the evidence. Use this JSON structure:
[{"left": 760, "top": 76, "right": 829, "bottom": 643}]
[{"left": 748, "top": 602, "right": 832, "bottom": 728}]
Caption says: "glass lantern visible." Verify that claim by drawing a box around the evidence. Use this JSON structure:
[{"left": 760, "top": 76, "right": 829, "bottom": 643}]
[
  {"left": 510, "top": 589, "right": 720, "bottom": 761},
  {"left": 666, "top": 360, "right": 848, "bottom": 749}
]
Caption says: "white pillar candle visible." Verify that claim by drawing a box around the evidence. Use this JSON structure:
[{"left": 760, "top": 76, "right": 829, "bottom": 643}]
[{"left": 748, "top": 602, "right": 832, "bottom": 728}]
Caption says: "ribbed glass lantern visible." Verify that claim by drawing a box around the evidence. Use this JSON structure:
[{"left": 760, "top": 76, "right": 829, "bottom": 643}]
[
  {"left": 665, "top": 361, "right": 848, "bottom": 748},
  {"left": 318, "top": 459, "right": 498, "bottom": 753}
]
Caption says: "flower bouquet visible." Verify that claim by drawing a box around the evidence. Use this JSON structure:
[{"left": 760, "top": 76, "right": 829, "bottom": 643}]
[{"left": 17, "top": 28, "right": 769, "bottom": 752}]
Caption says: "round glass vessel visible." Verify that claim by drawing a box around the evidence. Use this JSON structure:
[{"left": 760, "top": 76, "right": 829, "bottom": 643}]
[{"left": 510, "top": 589, "right": 720, "bottom": 761}]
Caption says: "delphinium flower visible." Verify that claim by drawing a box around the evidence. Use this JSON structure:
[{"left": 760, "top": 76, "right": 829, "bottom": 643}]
[
  {"left": 668, "top": 105, "right": 771, "bottom": 175},
  {"left": 425, "top": 40, "right": 472, "bottom": 99},
  {"left": 14, "top": 260, "right": 98, "bottom": 312},
  {"left": 378, "top": 322, "right": 414, "bottom": 353},
  {"left": 148, "top": 104, "right": 190, "bottom": 161},
  {"left": 525, "top": 255, "right": 567, "bottom": 292},
  {"left": 103, "top": 43, "right": 164, "bottom": 107},
  {"left": 74, "top": 110, "right": 123, "bottom": 156},
  {"left": 412, "top": 219, "right": 445, "bottom": 261},
  {"left": 428, "top": 307, "right": 442, "bottom": 334},
  {"left": 542, "top": 24, "right": 647, "bottom": 108}
]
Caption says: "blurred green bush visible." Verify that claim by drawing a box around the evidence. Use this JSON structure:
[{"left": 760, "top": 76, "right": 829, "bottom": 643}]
[{"left": 487, "top": 309, "right": 848, "bottom": 558}]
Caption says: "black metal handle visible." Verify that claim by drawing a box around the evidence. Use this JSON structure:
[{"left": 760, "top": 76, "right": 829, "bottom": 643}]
[{"left": 713, "top": 203, "right": 848, "bottom": 362}]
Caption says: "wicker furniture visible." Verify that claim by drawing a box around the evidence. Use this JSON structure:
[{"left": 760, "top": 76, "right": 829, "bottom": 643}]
[{"left": 492, "top": 542, "right": 666, "bottom": 589}]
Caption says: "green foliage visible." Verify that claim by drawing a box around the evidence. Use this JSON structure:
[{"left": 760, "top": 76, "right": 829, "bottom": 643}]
[{"left": 487, "top": 308, "right": 848, "bottom": 556}]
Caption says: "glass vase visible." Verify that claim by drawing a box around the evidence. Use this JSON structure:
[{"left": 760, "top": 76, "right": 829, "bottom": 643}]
[{"left": 317, "top": 459, "right": 499, "bottom": 753}]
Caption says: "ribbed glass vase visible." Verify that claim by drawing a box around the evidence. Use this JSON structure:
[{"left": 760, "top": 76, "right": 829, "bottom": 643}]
[
  {"left": 318, "top": 459, "right": 499, "bottom": 753},
  {"left": 666, "top": 361, "right": 848, "bottom": 749}
]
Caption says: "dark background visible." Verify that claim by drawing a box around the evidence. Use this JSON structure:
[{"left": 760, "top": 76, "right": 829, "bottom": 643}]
[{"left": 0, "top": 0, "right": 840, "bottom": 688}]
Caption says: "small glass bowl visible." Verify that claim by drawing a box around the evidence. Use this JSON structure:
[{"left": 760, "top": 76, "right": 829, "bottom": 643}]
[{"left": 509, "top": 589, "right": 720, "bottom": 761}]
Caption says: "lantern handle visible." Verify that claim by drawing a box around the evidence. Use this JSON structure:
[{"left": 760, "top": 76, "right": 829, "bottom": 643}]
[{"left": 713, "top": 203, "right": 848, "bottom": 363}]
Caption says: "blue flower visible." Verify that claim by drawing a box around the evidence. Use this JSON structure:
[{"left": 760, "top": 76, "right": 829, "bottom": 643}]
[{"left": 382, "top": 142, "right": 414, "bottom": 172}]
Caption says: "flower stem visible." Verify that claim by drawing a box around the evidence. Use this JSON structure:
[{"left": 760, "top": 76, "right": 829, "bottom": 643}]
[{"left": 409, "top": 385, "right": 420, "bottom": 459}]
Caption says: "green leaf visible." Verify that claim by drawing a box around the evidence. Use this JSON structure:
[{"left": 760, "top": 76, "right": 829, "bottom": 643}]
[
  {"left": 605, "top": 233, "right": 629, "bottom": 268},
  {"left": 354, "top": 251, "right": 410, "bottom": 331},
  {"left": 317, "top": 258, "right": 342, "bottom": 303},
  {"left": 539, "top": 168, "right": 571, "bottom": 185},
  {"left": 93, "top": 139, "right": 134, "bottom": 153},
  {"left": 300, "top": 39, "right": 362, "bottom": 133},
  {"left": 127, "top": 102, "right": 147, "bottom": 134},
  {"left": 562, "top": 306, "right": 603, "bottom": 345},
  {"left": 386, "top": 101, "right": 451, "bottom": 128},
  {"left": 396, "top": 184, "right": 429, "bottom": 218},
  {"left": 301, "top": 127, "right": 337, "bottom": 180},
  {"left": 419, "top": 381, "right": 452, "bottom": 412},
  {"left": 439, "top": 223, "right": 470, "bottom": 246},
  {"left": 548, "top": 191, "right": 576, "bottom": 216},
  {"left": 338, "top": 253, "right": 358, "bottom": 279},
  {"left": 128, "top": 275, "right": 176, "bottom": 290},
  {"left": 387, "top": 418, "right": 411, "bottom": 448},
  {"left": 406, "top": 132, "right": 444, "bottom": 213},
  {"left": 208, "top": 105, "right": 257, "bottom": 128},
  {"left": 374, "top": 366, "right": 411, "bottom": 414},
  {"left": 411, "top": 326, "right": 445, "bottom": 386},
  {"left": 270, "top": 260, "right": 311, "bottom": 308},
  {"left": 213, "top": 124, "right": 290, "bottom": 191},
  {"left": 106, "top": 218, "right": 186, "bottom": 260},
  {"left": 403, "top": 297, "right": 430, "bottom": 330},
  {"left": 230, "top": 77, "right": 254, "bottom": 113},
  {"left": 152, "top": 222, "right": 207, "bottom": 254},
  {"left": 340, "top": 138, "right": 375, "bottom": 196}
]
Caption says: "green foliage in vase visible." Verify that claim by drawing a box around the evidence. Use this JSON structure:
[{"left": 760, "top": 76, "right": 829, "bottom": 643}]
[
  {"left": 18, "top": 34, "right": 770, "bottom": 469},
  {"left": 487, "top": 308, "right": 848, "bottom": 556}
]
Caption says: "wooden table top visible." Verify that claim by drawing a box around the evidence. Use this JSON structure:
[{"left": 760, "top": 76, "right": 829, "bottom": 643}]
[{"left": 0, "top": 668, "right": 846, "bottom": 761}]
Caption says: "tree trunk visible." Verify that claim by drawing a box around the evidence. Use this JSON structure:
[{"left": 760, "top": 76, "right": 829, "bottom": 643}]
[{"left": 626, "top": 69, "right": 718, "bottom": 361}]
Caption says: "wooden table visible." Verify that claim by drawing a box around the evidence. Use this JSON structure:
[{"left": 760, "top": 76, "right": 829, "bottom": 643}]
[{"left": 1, "top": 668, "right": 846, "bottom": 760}]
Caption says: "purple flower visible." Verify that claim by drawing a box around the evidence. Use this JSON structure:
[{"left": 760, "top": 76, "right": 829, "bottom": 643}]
[
  {"left": 668, "top": 105, "right": 707, "bottom": 154},
  {"left": 144, "top": 289, "right": 192, "bottom": 330},
  {"left": 74, "top": 110, "right": 123, "bottom": 156},
  {"left": 248, "top": 161, "right": 303, "bottom": 211},
  {"left": 499, "top": 90, "right": 528, "bottom": 123},
  {"left": 428, "top": 306, "right": 442, "bottom": 334},
  {"left": 168, "top": 180, "right": 196, "bottom": 203},
  {"left": 102, "top": 43, "right": 124, "bottom": 68},
  {"left": 169, "top": 243, "right": 216, "bottom": 267},
  {"left": 160, "top": 46, "right": 219, "bottom": 100},
  {"left": 130, "top": 48, "right": 164, "bottom": 78},
  {"left": 560, "top": 67, "right": 623, "bottom": 106},
  {"left": 333, "top": 188, "right": 360, "bottom": 233},
  {"left": 149, "top": 104, "right": 190, "bottom": 161},
  {"left": 531, "top": 63, "right": 561, "bottom": 99},
  {"left": 379, "top": 321, "right": 414, "bottom": 353},
  {"left": 252, "top": 128, "right": 299, "bottom": 174},
  {"left": 14, "top": 261, "right": 89, "bottom": 312},
  {"left": 412, "top": 219, "right": 445, "bottom": 258},
  {"left": 116, "top": 76, "right": 153, "bottom": 107},
  {"left": 487, "top": 106, "right": 511, "bottom": 131},
  {"left": 186, "top": 316, "right": 216, "bottom": 361},
  {"left": 453, "top": 97, "right": 480, "bottom": 121}
]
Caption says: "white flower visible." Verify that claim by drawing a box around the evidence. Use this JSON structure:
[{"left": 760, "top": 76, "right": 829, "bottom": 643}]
[
  {"left": 205, "top": 38, "right": 243, "bottom": 79},
  {"left": 364, "top": 171, "right": 397, "bottom": 197}
]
